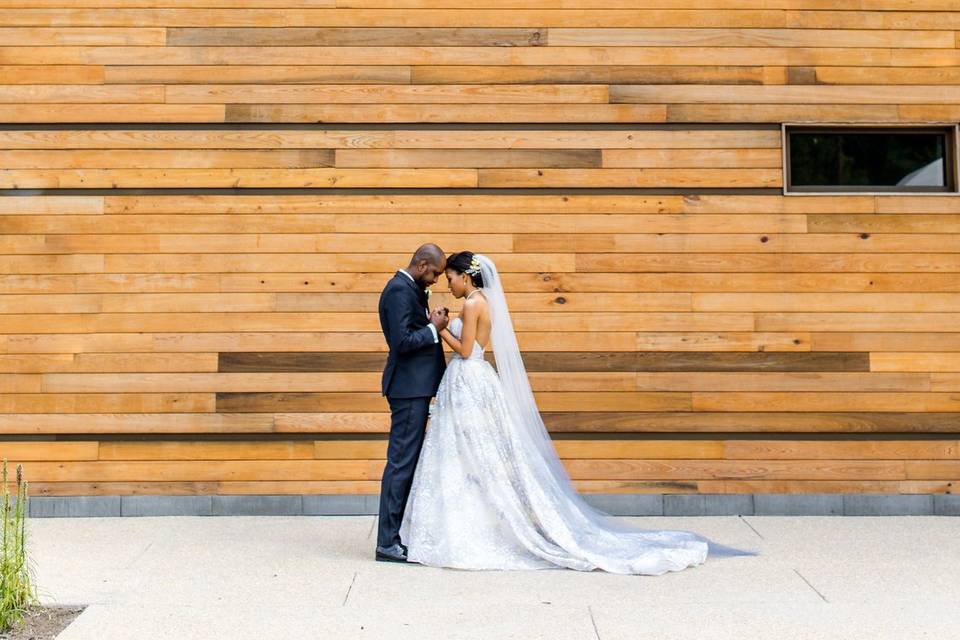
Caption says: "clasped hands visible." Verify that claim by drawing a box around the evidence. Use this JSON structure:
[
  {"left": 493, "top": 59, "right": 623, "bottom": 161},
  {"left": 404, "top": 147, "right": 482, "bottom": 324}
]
[{"left": 430, "top": 306, "right": 450, "bottom": 331}]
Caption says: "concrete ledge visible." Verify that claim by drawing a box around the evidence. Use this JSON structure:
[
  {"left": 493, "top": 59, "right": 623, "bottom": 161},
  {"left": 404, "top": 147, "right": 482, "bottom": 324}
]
[
  {"left": 842, "top": 494, "right": 935, "bottom": 516},
  {"left": 303, "top": 494, "right": 379, "bottom": 515},
  {"left": 755, "top": 494, "right": 844, "bottom": 516},
  {"left": 210, "top": 495, "right": 303, "bottom": 516},
  {"left": 581, "top": 493, "right": 663, "bottom": 516},
  {"left": 24, "top": 494, "right": 959, "bottom": 518},
  {"left": 122, "top": 496, "right": 213, "bottom": 517},
  {"left": 934, "top": 494, "right": 960, "bottom": 516},
  {"left": 31, "top": 496, "right": 121, "bottom": 518},
  {"left": 665, "top": 494, "right": 754, "bottom": 516}
]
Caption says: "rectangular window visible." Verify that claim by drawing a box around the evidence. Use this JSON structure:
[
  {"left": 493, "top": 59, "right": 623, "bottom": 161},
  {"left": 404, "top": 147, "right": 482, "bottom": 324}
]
[{"left": 784, "top": 126, "right": 957, "bottom": 194}]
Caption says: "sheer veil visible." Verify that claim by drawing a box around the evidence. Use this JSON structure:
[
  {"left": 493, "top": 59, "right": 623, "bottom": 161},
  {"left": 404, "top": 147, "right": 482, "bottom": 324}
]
[{"left": 476, "top": 254, "right": 756, "bottom": 558}]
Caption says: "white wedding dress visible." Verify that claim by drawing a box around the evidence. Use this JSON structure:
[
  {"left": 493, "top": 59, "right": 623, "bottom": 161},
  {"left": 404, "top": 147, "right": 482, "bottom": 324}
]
[{"left": 399, "top": 255, "right": 754, "bottom": 575}]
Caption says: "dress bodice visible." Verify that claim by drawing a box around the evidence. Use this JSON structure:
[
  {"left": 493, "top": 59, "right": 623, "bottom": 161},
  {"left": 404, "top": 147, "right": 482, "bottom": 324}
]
[{"left": 448, "top": 317, "right": 485, "bottom": 361}]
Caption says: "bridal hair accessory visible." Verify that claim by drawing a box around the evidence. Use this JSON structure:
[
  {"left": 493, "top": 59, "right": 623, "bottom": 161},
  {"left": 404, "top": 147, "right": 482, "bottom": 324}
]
[{"left": 464, "top": 255, "right": 482, "bottom": 277}]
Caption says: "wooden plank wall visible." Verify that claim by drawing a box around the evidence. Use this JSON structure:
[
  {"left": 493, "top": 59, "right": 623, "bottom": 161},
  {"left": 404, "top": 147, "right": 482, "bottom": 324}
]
[{"left": 0, "top": 0, "right": 958, "bottom": 498}]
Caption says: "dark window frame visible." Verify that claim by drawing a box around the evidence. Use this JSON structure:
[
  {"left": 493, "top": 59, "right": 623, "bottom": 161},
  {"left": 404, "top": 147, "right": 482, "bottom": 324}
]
[{"left": 783, "top": 124, "right": 959, "bottom": 195}]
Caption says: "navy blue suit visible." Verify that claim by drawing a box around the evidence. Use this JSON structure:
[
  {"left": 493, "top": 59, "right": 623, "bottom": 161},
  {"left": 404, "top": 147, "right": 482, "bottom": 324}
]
[{"left": 376, "top": 271, "right": 446, "bottom": 548}]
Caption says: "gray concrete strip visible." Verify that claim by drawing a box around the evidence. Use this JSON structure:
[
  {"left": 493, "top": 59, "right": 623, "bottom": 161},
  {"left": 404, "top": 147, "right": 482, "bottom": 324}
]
[
  {"left": 210, "top": 494, "right": 303, "bottom": 516},
  {"left": 664, "top": 494, "right": 754, "bottom": 516},
  {"left": 121, "top": 495, "right": 212, "bottom": 517},
  {"left": 582, "top": 493, "right": 663, "bottom": 516},
  {"left": 31, "top": 496, "right": 121, "bottom": 518},
  {"left": 933, "top": 494, "right": 960, "bottom": 516},
  {"left": 842, "top": 494, "right": 934, "bottom": 516},
  {"left": 23, "top": 493, "right": 960, "bottom": 517},
  {"left": 303, "top": 494, "right": 378, "bottom": 516},
  {"left": 755, "top": 493, "right": 844, "bottom": 516}
]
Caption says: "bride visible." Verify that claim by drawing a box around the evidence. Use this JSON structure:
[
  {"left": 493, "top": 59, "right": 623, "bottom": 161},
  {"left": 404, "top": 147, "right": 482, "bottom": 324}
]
[{"left": 399, "top": 252, "right": 756, "bottom": 575}]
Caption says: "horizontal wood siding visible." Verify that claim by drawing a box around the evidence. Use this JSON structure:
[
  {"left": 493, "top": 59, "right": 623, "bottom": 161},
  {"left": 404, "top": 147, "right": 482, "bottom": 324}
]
[{"left": 0, "top": 0, "right": 958, "bottom": 496}]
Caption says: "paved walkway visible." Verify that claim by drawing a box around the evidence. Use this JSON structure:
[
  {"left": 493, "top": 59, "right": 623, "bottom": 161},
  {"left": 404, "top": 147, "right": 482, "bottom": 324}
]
[{"left": 31, "top": 515, "right": 959, "bottom": 639}]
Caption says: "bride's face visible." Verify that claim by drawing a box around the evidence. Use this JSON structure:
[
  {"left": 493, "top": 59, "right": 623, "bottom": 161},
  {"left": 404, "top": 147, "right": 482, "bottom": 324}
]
[{"left": 445, "top": 269, "right": 468, "bottom": 298}]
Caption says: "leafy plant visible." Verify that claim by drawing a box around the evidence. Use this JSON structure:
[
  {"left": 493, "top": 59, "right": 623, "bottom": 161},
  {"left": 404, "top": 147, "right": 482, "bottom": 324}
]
[{"left": 0, "top": 459, "right": 39, "bottom": 631}]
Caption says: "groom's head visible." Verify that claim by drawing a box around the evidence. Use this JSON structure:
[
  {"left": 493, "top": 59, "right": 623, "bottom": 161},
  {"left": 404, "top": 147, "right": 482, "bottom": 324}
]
[{"left": 407, "top": 244, "right": 446, "bottom": 288}]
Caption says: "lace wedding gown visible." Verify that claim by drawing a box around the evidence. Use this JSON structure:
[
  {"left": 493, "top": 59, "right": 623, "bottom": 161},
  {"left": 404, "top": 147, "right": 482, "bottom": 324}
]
[{"left": 398, "top": 314, "right": 715, "bottom": 575}]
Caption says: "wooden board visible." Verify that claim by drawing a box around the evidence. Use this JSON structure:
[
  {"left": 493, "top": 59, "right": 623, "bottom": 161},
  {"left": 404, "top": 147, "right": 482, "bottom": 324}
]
[{"left": 2, "top": 3, "right": 958, "bottom": 497}]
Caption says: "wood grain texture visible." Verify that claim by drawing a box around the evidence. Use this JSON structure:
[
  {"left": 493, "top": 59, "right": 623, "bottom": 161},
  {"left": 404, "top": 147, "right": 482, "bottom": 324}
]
[
  {"left": 2, "top": 3, "right": 958, "bottom": 497},
  {"left": 217, "top": 351, "right": 871, "bottom": 372},
  {"left": 1, "top": 437, "right": 955, "bottom": 495}
]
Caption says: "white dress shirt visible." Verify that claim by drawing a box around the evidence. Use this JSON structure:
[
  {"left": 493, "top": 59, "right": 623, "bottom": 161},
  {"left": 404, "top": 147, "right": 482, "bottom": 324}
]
[{"left": 398, "top": 269, "right": 439, "bottom": 343}]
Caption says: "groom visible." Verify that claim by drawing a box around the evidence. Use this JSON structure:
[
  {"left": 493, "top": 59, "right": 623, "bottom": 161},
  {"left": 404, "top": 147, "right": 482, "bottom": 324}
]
[{"left": 375, "top": 244, "right": 449, "bottom": 563}]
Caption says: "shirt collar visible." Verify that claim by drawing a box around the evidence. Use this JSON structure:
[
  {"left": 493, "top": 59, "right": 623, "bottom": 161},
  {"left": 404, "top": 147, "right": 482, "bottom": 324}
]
[{"left": 398, "top": 269, "right": 427, "bottom": 301}]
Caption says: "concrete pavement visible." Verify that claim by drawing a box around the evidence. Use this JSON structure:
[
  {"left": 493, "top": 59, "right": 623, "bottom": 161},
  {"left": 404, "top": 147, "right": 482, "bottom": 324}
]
[{"left": 30, "top": 515, "right": 960, "bottom": 639}]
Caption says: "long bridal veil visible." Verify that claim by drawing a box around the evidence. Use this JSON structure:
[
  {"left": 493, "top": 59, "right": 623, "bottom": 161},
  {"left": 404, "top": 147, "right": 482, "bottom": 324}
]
[{"left": 476, "top": 254, "right": 757, "bottom": 559}]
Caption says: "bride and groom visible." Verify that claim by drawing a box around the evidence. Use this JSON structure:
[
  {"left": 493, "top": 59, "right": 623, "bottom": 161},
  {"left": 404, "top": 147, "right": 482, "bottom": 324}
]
[{"left": 375, "top": 244, "right": 755, "bottom": 575}]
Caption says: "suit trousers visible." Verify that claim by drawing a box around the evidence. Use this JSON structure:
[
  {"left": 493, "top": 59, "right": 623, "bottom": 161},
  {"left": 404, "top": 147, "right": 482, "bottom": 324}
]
[{"left": 377, "top": 395, "right": 431, "bottom": 548}]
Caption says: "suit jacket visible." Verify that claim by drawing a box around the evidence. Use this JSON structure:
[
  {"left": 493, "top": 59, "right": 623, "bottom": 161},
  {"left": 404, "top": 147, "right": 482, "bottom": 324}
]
[{"left": 378, "top": 271, "right": 447, "bottom": 399}]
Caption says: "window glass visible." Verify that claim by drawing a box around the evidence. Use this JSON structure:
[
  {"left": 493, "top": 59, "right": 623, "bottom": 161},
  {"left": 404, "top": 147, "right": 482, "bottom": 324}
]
[{"left": 787, "top": 129, "right": 952, "bottom": 192}]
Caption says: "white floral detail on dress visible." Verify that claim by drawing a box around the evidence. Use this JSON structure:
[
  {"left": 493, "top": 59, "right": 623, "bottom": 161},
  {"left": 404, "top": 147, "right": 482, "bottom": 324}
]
[{"left": 399, "top": 316, "right": 710, "bottom": 575}]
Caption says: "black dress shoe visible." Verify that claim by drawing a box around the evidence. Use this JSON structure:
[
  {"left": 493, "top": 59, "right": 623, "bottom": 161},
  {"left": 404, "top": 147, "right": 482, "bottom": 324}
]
[{"left": 375, "top": 543, "right": 408, "bottom": 563}]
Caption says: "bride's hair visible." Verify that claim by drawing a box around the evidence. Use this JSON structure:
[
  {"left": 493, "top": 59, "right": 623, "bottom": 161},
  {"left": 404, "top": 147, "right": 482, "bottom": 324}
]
[{"left": 445, "top": 251, "right": 485, "bottom": 288}]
